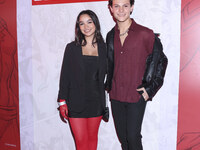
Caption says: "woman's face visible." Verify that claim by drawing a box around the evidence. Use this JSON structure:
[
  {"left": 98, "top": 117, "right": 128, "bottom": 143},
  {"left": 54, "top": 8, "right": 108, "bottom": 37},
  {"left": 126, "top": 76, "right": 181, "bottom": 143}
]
[{"left": 79, "top": 14, "right": 96, "bottom": 38}]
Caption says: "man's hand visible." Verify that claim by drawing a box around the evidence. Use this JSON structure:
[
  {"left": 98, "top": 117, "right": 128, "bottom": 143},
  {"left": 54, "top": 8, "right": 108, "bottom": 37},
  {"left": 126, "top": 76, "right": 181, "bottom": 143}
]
[{"left": 136, "top": 87, "right": 149, "bottom": 101}]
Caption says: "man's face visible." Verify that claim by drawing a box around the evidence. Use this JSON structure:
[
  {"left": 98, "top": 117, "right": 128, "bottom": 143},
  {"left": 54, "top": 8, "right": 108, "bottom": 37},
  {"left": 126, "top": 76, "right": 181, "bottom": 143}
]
[{"left": 110, "top": 0, "right": 133, "bottom": 22}]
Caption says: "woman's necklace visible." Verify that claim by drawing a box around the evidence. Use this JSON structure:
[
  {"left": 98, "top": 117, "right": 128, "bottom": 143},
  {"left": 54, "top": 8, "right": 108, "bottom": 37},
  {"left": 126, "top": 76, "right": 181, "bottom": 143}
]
[{"left": 119, "top": 28, "right": 129, "bottom": 36}]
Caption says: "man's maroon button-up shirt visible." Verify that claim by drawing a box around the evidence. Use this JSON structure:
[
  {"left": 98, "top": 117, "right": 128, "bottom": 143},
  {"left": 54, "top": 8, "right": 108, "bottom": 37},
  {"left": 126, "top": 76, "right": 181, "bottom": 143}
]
[{"left": 110, "top": 19, "right": 155, "bottom": 103}]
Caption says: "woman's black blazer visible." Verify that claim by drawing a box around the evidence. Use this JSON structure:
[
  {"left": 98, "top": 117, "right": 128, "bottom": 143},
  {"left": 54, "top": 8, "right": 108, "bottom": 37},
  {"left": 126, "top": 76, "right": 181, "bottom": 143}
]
[{"left": 58, "top": 41, "right": 107, "bottom": 112}]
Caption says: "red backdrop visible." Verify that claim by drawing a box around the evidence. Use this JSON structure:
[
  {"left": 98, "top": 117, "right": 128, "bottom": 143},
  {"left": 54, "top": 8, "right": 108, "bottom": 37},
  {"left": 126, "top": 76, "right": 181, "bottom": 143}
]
[
  {"left": 32, "top": 0, "right": 107, "bottom": 5},
  {"left": 177, "top": 0, "right": 200, "bottom": 149},
  {"left": 0, "top": 0, "right": 20, "bottom": 149}
]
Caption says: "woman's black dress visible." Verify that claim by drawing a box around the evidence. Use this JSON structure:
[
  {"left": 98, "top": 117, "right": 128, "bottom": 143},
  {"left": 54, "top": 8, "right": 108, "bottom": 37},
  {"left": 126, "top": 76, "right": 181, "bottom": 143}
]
[{"left": 69, "top": 55, "right": 104, "bottom": 118}]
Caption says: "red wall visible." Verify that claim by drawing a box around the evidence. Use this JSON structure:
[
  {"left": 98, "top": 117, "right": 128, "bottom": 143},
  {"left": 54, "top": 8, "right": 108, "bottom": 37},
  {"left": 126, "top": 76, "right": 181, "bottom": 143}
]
[
  {"left": 177, "top": 0, "right": 200, "bottom": 149},
  {"left": 0, "top": 0, "right": 20, "bottom": 149},
  {"left": 32, "top": 0, "right": 107, "bottom": 5}
]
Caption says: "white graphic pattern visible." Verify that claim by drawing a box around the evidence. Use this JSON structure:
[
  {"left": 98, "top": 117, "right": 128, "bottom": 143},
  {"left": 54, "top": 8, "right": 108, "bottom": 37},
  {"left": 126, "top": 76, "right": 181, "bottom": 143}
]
[{"left": 18, "top": 0, "right": 181, "bottom": 149}]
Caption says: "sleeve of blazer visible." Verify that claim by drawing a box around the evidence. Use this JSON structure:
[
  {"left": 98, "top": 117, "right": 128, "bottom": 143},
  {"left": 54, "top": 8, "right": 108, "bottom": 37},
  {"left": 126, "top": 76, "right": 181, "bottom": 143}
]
[
  {"left": 105, "top": 28, "right": 115, "bottom": 92},
  {"left": 143, "top": 36, "right": 168, "bottom": 100},
  {"left": 58, "top": 44, "right": 71, "bottom": 102}
]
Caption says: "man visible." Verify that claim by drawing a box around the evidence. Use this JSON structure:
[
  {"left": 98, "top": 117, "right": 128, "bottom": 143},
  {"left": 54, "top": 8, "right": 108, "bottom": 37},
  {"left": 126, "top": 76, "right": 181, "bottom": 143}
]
[{"left": 105, "top": 0, "right": 168, "bottom": 149}]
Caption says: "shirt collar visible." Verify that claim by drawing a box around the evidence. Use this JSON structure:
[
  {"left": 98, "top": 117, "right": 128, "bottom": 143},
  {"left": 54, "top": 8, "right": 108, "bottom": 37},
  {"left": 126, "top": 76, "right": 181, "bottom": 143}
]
[
  {"left": 114, "top": 18, "right": 136, "bottom": 33},
  {"left": 129, "top": 19, "right": 136, "bottom": 31}
]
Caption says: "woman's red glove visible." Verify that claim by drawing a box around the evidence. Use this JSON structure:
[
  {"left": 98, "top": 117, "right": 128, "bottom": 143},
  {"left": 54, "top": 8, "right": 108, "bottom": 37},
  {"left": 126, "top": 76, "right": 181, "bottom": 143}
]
[{"left": 58, "top": 99, "right": 68, "bottom": 122}]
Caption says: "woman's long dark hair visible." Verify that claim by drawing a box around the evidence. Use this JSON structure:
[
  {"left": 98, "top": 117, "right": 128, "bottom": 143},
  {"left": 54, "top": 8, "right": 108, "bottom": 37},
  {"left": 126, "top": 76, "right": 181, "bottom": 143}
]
[{"left": 75, "top": 10, "right": 103, "bottom": 46}]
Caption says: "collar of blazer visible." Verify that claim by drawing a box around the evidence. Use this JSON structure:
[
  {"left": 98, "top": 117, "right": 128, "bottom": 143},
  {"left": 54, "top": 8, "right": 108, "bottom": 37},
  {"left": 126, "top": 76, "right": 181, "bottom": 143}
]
[
  {"left": 76, "top": 41, "right": 105, "bottom": 57},
  {"left": 74, "top": 41, "right": 106, "bottom": 73}
]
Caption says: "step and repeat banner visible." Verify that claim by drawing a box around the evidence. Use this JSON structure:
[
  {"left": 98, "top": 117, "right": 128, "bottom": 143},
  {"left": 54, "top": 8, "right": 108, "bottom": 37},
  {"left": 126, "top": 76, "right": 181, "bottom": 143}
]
[
  {"left": 0, "top": 0, "right": 20, "bottom": 149},
  {"left": 30, "top": 0, "right": 180, "bottom": 150},
  {"left": 2, "top": 0, "right": 200, "bottom": 149},
  {"left": 32, "top": 0, "right": 106, "bottom": 5}
]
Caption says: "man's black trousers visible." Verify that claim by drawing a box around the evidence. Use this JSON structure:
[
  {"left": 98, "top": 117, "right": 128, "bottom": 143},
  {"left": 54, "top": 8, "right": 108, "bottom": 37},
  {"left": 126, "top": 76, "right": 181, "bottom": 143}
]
[{"left": 111, "top": 97, "right": 147, "bottom": 150}]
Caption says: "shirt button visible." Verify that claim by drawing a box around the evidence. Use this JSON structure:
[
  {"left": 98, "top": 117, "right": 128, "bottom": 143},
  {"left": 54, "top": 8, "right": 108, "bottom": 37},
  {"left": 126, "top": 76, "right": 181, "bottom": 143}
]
[{"left": 121, "top": 51, "right": 123, "bottom": 54}]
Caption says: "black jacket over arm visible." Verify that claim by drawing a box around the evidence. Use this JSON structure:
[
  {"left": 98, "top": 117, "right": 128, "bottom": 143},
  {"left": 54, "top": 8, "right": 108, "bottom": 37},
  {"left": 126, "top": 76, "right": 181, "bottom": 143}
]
[
  {"left": 58, "top": 41, "right": 107, "bottom": 112},
  {"left": 105, "top": 28, "right": 168, "bottom": 100}
]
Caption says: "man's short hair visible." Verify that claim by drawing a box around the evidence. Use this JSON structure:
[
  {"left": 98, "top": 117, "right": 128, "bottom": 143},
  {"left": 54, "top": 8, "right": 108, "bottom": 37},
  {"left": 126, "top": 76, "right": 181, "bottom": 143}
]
[{"left": 108, "top": 0, "right": 135, "bottom": 6}]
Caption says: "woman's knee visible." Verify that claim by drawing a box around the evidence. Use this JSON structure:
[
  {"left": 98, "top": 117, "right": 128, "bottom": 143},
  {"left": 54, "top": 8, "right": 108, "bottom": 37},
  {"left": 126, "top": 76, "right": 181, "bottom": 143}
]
[{"left": 75, "top": 136, "right": 88, "bottom": 150}]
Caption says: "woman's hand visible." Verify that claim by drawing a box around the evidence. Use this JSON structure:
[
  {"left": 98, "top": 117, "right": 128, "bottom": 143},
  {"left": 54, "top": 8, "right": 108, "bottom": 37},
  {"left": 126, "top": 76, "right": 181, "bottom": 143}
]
[
  {"left": 58, "top": 100, "right": 68, "bottom": 123},
  {"left": 136, "top": 87, "right": 149, "bottom": 101}
]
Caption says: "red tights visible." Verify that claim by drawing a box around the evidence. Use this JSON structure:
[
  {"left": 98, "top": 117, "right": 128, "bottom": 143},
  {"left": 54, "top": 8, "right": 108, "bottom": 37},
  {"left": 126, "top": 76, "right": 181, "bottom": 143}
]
[{"left": 69, "top": 116, "right": 102, "bottom": 150}]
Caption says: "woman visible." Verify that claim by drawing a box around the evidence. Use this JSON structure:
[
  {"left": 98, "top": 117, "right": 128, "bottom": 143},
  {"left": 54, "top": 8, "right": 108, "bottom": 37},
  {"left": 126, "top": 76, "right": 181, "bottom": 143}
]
[{"left": 57, "top": 10, "right": 107, "bottom": 150}]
